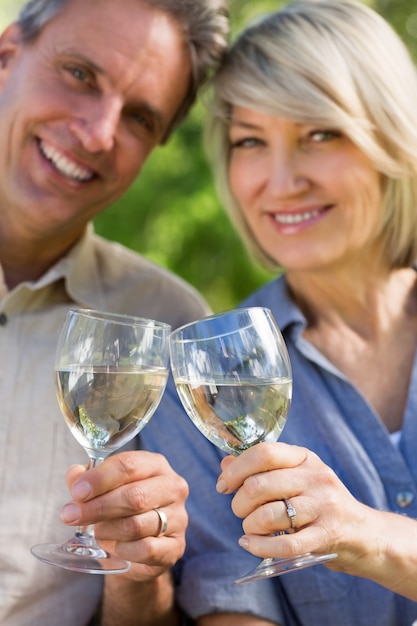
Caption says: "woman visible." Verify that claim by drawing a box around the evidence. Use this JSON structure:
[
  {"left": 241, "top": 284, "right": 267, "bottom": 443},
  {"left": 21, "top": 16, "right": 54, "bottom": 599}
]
[{"left": 200, "top": 0, "right": 417, "bottom": 623}]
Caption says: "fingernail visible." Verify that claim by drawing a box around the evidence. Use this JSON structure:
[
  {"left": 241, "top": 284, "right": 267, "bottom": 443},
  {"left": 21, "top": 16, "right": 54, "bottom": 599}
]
[
  {"left": 238, "top": 536, "right": 249, "bottom": 549},
  {"left": 71, "top": 481, "right": 92, "bottom": 501},
  {"left": 216, "top": 478, "right": 227, "bottom": 493},
  {"left": 61, "top": 503, "right": 80, "bottom": 523}
]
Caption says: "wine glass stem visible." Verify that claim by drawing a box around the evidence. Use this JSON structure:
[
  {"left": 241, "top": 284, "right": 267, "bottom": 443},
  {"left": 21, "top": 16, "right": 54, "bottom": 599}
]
[
  {"left": 74, "top": 525, "right": 96, "bottom": 542},
  {"left": 69, "top": 455, "right": 104, "bottom": 550}
]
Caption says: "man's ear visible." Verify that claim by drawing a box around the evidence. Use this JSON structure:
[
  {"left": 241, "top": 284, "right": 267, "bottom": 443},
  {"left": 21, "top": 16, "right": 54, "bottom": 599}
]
[{"left": 0, "top": 24, "right": 23, "bottom": 83}]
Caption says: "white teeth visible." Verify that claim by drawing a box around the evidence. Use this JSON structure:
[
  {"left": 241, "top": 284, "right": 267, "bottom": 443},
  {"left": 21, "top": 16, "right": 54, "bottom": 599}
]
[
  {"left": 40, "top": 141, "right": 93, "bottom": 182},
  {"left": 275, "top": 209, "right": 320, "bottom": 224}
]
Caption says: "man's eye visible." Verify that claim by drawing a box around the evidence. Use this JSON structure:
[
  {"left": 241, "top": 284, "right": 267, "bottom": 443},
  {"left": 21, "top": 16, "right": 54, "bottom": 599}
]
[
  {"left": 126, "top": 112, "right": 154, "bottom": 136},
  {"left": 65, "top": 66, "right": 90, "bottom": 82},
  {"left": 131, "top": 112, "right": 149, "bottom": 127}
]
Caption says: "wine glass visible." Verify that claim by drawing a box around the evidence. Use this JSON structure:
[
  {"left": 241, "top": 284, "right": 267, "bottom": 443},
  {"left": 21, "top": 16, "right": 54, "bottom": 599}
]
[
  {"left": 169, "top": 307, "right": 337, "bottom": 584},
  {"left": 31, "top": 308, "right": 170, "bottom": 574}
]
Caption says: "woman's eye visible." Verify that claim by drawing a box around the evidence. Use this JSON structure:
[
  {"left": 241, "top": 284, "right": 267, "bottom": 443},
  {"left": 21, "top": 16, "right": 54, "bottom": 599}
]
[
  {"left": 230, "top": 136, "right": 263, "bottom": 149},
  {"left": 308, "top": 129, "right": 341, "bottom": 143}
]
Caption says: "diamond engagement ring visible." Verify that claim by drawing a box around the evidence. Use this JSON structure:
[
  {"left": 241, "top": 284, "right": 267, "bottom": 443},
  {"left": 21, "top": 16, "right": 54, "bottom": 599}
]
[{"left": 283, "top": 498, "right": 297, "bottom": 530}]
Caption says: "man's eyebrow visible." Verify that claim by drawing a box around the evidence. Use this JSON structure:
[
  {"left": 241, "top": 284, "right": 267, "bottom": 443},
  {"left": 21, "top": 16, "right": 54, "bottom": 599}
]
[
  {"left": 59, "top": 50, "right": 166, "bottom": 135},
  {"left": 59, "top": 50, "right": 106, "bottom": 75}
]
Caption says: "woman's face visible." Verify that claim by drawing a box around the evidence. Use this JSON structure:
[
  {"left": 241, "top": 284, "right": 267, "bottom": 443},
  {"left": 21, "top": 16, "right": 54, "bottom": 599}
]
[{"left": 228, "top": 106, "right": 383, "bottom": 273}]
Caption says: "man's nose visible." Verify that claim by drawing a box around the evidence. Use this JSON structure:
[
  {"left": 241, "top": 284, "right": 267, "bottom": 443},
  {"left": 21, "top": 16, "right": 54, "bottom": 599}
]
[{"left": 69, "top": 98, "right": 121, "bottom": 153}]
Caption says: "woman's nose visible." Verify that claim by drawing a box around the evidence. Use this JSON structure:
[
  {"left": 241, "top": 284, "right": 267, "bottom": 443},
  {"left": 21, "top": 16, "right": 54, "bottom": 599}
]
[{"left": 265, "top": 145, "right": 309, "bottom": 198}]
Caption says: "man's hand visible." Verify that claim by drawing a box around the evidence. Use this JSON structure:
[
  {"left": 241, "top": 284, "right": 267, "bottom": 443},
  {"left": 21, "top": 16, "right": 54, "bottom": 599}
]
[{"left": 62, "top": 450, "right": 189, "bottom": 580}]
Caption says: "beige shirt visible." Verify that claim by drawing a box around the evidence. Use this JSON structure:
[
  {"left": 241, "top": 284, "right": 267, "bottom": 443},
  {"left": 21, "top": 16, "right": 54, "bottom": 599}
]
[{"left": 0, "top": 225, "right": 209, "bottom": 626}]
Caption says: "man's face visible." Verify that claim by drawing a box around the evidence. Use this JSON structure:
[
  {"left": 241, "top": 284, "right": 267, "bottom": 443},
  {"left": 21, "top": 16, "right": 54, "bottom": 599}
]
[{"left": 0, "top": 0, "right": 191, "bottom": 241}]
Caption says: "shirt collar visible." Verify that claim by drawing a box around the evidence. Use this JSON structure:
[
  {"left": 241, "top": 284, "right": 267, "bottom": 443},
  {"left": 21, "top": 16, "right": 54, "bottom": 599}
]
[
  {"left": 265, "top": 274, "right": 307, "bottom": 333},
  {"left": 0, "top": 223, "right": 106, "bottom": 312},
  {"left": 63, "top": 223, "right": 106, "bottom": 310}
]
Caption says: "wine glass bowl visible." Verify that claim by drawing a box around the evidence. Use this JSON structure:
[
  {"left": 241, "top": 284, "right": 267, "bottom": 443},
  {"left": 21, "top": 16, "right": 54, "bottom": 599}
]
[
  {"left": 55, "top": 312, "right": 169, "bottom": 460},
  {"left": 31, "top": 308, "right": 170, "bottom": 574},
  {"left": 169, "top": 307, "right": 337, "bottom": 584},
  {"left": 171, "top": 307, "right": 291, "bottom": 456}
]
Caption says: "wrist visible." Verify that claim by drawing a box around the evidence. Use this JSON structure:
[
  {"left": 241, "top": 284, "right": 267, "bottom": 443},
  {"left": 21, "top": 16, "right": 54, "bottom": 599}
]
[{"left": 101, "top": 570, "right": 179, "bottom": 626}]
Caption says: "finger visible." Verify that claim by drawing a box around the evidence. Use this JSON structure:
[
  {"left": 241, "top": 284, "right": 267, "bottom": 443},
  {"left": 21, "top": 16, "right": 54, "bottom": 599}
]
[
  {"left": 219, "top": 455, "right": 235, "bottom": 471},
  {"left": 216, "top": 442, "right": 307, "bottom": 494},
  {"left": 69, "top": 450, "right": 177, "bottom": 502},
  {"left": 239, "top": 496, "right": 315, "bottom": 536},
  {"left": 70, "top": 451, "right": 175, "bottom": 501},
  {"left": 97, "top": 526, "right": 187, "bottom": 582},
  {"left": 106, "top": 530, "right": 187, "bottom": 578},
  {"left": 62, "top": 471, "right": 188, "bottom": 526},
  {"left": 237, "top": 524, "right": 334, "bottom": 562},
  {"left": 97, "top": 504, "right": 188, "bottom": 581},
  {"left": 230, "top": 448, "right": 339, "bottom": 519},
  {"left": 65, "top": 463, "right": 88, "bottom": 490},
  {"left": 229, "top": 464, "right": 307, "bottom": 519},
  {"left": 96, "top": 501, "right": 188, "bottom": 543},
  {"left": 240, "top": 499, "right": 295, "bottom": 536}
]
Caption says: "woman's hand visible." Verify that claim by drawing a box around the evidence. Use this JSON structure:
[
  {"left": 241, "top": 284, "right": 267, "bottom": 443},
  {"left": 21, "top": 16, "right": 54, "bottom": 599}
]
[
  {"left": 216, "top": 441, "right": 417, "bottom": 602},
  {"left": 216, "top": 441, "right": 371, "bottom": 572}
]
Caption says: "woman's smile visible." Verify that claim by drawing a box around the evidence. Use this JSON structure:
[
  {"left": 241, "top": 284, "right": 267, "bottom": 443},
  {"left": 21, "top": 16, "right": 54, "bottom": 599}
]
[{"left": 228, "top": 107, "right": 382, "bottom": 271}]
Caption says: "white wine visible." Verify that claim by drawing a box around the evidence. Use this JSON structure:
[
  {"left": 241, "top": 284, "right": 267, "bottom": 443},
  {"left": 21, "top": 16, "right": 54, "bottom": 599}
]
[
  {"left": 56, "top": 366, "right": 168, "bottom": 454},
  {"left": 175, "top": 378, "right": 292, "bottom": 455}
]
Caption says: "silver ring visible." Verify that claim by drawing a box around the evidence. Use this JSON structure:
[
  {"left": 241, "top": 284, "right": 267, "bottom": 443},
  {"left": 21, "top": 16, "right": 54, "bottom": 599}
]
[
  {"left": 153, "top": 508, "right": 168, "bottom": 537},
  {"left": 284, "top": 498, "right": 297, "bottom": 530}
]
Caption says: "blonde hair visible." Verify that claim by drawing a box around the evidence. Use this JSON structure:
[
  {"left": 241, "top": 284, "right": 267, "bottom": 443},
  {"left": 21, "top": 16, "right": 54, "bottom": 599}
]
[{"left": 205, "top": 0, "right": 417, "bottom": 270}]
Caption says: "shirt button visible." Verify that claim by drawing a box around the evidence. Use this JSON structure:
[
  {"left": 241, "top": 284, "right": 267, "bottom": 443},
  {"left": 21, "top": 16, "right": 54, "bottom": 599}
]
[
  {"left": 396, "top": 491, "right": 414, "bottom": 508},
  {"left": 0, "top": 313, "right": 7, "bottom": 326}
]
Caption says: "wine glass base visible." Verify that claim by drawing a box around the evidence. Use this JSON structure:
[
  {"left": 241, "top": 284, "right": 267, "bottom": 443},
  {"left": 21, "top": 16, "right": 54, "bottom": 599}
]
[
  {"left": 234, "top": 552, "right": 338, "bottom": 585},
  {"left": 31, "top": 543, "right": 131, "bottom": 575}
]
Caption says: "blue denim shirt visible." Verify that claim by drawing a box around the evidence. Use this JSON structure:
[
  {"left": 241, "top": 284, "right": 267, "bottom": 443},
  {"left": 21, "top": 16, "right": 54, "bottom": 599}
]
[{"left": 143, "top": 274, "right": 417, "bottom": 625}]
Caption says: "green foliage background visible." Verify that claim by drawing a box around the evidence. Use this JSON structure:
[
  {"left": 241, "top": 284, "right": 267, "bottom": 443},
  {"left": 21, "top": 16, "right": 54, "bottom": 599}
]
[{"left": 1, "top": 0, "right": 416, "bottom": 311}]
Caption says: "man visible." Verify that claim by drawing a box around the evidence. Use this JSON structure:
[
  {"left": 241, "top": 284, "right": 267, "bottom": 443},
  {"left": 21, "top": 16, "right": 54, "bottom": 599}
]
[{"left": 0, "top": 0, "right": 228, "bottom": 624}]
